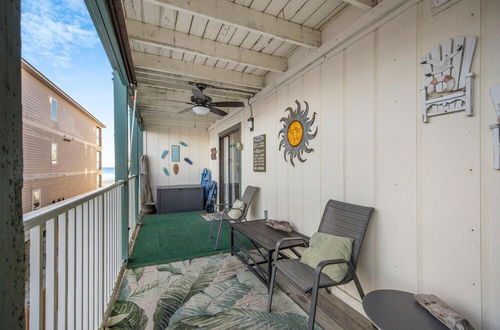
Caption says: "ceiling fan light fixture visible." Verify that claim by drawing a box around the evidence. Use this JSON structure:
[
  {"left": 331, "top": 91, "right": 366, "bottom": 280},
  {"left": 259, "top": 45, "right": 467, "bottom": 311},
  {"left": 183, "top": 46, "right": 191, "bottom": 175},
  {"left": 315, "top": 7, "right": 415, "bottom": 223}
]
[{"left": 192, "top": 105, "right": 210, "bottom": 115}]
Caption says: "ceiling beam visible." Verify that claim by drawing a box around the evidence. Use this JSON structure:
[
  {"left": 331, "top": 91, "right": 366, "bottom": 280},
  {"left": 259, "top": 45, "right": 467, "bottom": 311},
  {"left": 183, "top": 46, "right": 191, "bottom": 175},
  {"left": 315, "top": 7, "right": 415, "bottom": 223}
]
[
  {"left": 126, "top": 19, "right": 287, "bottom": 72},
  {"left": 342, "top": 0, "right": 376, "bottom": 11},
  {"left": 136, "top": 75, "right": 254, "bottom": 98},
  {"left": 138, "top": 89, "right": 235, "bottom": 104},
  {"left": 138, "top": 100, "right": 189, "bottom": 110},
  {"left": 143, "top": 119, "right": 212, "bottom": 129},
  {"left": 141, "top": 113, "right": 216, "bottom": 128},
  {"left": 137, "top": 83, "right": 249, "bottom": 101},
  {"left": 143, "top": 0, "right": 320, "bottom": 48},
  {"left": 132, "top": 50, "right": 265, "bottom": 88},
  {"left": 135, "top": 68, "right": 260, "bottom": 93}
]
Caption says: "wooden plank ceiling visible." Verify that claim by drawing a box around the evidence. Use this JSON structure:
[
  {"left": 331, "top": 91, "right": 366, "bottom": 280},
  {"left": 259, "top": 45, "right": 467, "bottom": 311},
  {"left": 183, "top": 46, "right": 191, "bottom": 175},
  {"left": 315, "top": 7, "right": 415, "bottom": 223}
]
[{"left": 122, "top": 0, "right": 375, "bottom": 128}]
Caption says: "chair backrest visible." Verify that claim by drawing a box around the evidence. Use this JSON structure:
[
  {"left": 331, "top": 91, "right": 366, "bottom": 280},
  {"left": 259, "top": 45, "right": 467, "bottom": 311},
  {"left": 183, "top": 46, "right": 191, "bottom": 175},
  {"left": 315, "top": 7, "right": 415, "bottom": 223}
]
[
  {"left": 240, "top": 186, "right": 259, "bottom": 218},
  {"left": 318, "top": 200, "right": 374, "bottom": 268}
]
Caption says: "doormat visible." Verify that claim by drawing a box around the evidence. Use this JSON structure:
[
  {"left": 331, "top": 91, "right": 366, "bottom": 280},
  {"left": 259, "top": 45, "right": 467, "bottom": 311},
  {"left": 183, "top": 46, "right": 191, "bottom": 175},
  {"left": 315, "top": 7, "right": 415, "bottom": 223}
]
[{"left": 201, "top": 212, "right": 217, "bottom": 222}]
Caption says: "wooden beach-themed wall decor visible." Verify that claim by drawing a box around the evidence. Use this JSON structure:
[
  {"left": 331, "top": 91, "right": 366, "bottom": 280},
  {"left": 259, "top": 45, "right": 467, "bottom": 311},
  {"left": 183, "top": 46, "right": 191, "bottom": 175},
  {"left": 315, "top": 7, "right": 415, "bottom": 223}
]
[
  {"left": 180, "top": 141, "right": 188, "bottom": 147},
  {"left": 420, "top": 36, "right": 477, "bottom": 123},
  {"left": 161, "top": 150, "right": 169, "bottom": 159},
  {"left": 173, "top": 164, "right": 179, "bottom": 175},
  {"left": 211, "top": 147, "right": 217, "bottom": 160},
  {"left": 184, "top": 158, "right": 193, "bottom": 165},
  {"left": 279, "top": 100, "right": 318, "bottom": 167},
  {"left": 162, "top": 167, "right": 169, "bottom": 176},
  {"left": 253, "top": 134, "right": 266, "bottom": 172},
  {"left": 171, "top": 145, "right": 180, "bottom": 162}
]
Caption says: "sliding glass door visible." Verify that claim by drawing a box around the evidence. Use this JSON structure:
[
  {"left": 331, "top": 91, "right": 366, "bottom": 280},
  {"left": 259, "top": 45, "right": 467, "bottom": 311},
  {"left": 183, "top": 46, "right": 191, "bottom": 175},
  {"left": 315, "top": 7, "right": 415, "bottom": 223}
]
[{"left": 219, "top": 125, "right": 241, "bottom": 205}]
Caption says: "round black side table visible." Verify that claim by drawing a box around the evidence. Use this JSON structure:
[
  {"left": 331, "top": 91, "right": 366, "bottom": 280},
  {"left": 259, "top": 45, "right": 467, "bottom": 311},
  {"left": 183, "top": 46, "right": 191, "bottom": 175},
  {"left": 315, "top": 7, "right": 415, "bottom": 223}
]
[{"left": 362, "top": 290, "right": 449, "bottom": 330}]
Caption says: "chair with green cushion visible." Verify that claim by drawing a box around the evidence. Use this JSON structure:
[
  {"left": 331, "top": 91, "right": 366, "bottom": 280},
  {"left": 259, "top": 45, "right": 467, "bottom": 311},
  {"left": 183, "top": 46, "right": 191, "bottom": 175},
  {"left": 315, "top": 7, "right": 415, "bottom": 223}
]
[
  {"left": 267, "top": 200, "right": 374, "bottom": 330},
  {"left": 210, "top": 185, "right": 259, "bottom": 249}
]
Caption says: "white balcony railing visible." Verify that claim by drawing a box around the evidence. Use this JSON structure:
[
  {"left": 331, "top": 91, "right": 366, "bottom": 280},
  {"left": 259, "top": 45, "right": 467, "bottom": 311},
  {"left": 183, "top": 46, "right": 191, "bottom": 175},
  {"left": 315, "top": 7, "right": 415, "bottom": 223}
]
[{"left": 23, "top": 180, "right": 127, "bottom": 330}]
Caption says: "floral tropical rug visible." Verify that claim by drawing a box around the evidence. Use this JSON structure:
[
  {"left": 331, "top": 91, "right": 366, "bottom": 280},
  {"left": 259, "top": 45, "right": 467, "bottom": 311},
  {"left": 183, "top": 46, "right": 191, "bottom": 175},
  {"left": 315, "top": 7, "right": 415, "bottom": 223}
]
[{"left": 107, "top": 254, "right": 319, "bottom": 329}]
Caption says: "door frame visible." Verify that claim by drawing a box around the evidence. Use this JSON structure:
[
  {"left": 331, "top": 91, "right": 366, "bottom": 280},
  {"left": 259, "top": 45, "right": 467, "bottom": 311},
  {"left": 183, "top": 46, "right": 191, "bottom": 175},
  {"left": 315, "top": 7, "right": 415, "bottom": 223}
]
[{"left": 218, "top": 123, "right": 241, "bottom": 204}]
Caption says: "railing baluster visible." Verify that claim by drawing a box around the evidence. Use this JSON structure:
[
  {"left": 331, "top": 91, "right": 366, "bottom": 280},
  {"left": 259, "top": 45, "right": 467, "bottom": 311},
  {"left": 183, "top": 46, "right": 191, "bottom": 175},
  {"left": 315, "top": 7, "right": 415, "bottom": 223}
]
[
  {"left": 57, "top": 212, "right": 68, "bottom": 329},
  {"left": 76, "top": 205, "right": 83, "bottom": 330},
  {"left": 46, "top": 217, "right": 57, "bottom": 329},
  {"left": 29, "top": 225, "right": 43, "bottom": 329},
  {"left": 83, "top": 202, "right": 89, "bottom": 330},
  {"left": 67, "top": 208, "right": 76, "bottom": 329},
  {"left": 93, "top": 197, "right": 99, "bottom": 329},
  {"left": 96, "top": 196, "right": 104, "bottom": 326},
  {"left": 89, "top": 198, "right": 95, "bottom": 329}
]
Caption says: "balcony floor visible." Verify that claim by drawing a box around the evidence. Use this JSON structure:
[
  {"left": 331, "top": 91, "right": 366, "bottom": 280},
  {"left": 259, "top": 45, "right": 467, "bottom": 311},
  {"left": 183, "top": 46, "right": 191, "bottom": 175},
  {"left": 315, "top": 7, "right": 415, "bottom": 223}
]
[
  {"left": 108, "top": 212, "right": 315, "bottom": 329},
  {"left": 127, "top": 212, "right": 232, "bottom": 269}
]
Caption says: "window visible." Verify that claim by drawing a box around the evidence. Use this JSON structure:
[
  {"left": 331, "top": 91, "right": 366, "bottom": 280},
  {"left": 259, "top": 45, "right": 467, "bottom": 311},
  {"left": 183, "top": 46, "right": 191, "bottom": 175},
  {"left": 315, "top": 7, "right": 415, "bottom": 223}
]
[
  {"left": 51, "top": 143, "right": 57, "bottom": 165},
  {"left": 50, "top": 97, "right": 57, "bottom": 120},
  {"left": 32, "top": 189, "right": 41, "bottom": 210},
  {"left": 96, "top": 127, "right": 102, "bottom": 146},
  {"left": 96, "top": 150, "right": 101, "bottom": 170}
]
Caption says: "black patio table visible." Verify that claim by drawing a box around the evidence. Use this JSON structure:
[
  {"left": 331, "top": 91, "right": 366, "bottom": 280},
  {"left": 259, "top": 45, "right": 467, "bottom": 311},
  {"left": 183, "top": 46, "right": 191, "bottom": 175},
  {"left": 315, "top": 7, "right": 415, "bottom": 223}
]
[
  {"left": 230, "top": 220, "right": 308, "bottom": 288},
  {"left": 362, "top": 290, "right": 449, "bottom": 330}
]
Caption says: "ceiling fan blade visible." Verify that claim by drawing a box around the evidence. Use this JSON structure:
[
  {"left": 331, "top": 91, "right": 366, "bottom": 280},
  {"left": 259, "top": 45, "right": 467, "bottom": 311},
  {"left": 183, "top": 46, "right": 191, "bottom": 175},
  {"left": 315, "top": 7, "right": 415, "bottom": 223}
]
[
  {"left": 209, "top": 107, "right": 228, "bottom": 116},
  {"left": 178, "top": 107, "right": 193, "bottom": 114},
  {"left": 209, "top": 101, "right": 245, "bottom": 107},
  {"left": 192, "top": 88, "right": 207, "bottom": 102}
]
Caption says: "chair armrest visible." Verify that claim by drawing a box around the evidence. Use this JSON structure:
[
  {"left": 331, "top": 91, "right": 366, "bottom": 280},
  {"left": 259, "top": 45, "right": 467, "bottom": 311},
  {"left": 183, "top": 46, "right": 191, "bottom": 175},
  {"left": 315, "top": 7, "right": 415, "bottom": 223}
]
[
  {"left": 313, "top": 259, "right": 356, "bottom": 284},
  {"left": 273, "top": 237, "right": 309, "bottom": 263},
  {"left": 215, "top": 203, "right": 232, "bottom": 211},
  {"left": 221, "top": 207, "right": 241, "bottom": 217}
]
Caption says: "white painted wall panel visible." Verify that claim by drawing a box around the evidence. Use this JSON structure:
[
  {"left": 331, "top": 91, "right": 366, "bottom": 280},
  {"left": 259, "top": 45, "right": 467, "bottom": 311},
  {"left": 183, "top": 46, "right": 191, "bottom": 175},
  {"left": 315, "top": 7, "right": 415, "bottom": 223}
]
[
  {"left": 202, "top": 1, "right": 499, "bottom": 328},
  {"left": 374, "top": 6, "right": 418, "bottom": 292},
  {"left": 417, "top": 0, "right": 481, "bottom": 325},
  {"left": 144, "top": 125, "right": 209, "bottom": 200}
]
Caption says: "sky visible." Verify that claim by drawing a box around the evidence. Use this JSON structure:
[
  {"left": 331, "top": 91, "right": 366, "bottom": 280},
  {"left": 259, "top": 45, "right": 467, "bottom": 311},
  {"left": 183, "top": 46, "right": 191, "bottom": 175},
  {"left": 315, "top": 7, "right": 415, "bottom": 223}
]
[{"left": 21, "top": 0, "right": 115, "bottom": 167}]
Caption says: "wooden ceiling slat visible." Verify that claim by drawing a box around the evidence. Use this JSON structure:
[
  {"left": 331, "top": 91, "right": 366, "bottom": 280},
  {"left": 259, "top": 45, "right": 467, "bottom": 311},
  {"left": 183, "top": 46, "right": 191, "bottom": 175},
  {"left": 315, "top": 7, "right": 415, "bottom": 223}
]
[{"left": 143, "top": 0, "right": 321, "bottom": 48}]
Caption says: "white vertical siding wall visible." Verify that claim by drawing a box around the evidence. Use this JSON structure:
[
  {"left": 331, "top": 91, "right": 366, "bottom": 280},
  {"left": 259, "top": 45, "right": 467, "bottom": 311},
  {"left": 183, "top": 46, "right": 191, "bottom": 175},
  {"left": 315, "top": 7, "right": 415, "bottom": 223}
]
[
  {"left": 144, "top": 125, "right": 209, "bottom": 196},
  {"left": 208, "top": 0, "right": 500, "bottom": 328}
]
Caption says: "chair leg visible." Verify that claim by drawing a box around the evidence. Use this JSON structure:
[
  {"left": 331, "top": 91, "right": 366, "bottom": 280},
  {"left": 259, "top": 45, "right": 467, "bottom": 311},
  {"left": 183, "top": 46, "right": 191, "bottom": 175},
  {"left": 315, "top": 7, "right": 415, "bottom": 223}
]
[
  {"left": 209, "top": 220, "right": 215, "bottom": 239},
  {"left": 352, "top": 273, "right": 365, "bottom": 299},
  {"left": 215, "top": 219, "right": 224, "bottom": 250},
  {"left": 267, "top": 264, "right": 277, "bottom": 312},
  {"left": 307, "top": 285, "right": 320, "bottom": 330}
]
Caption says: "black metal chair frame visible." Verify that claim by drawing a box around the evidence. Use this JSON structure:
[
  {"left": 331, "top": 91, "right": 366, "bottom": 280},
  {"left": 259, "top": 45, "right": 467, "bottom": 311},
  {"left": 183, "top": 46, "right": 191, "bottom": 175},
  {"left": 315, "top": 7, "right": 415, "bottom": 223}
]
[
  {"left": 267, "top": 200, "right": 374, "bottom": 330},
  {"left": 209, "top": 185, "right": 259, "bottom": 249}
]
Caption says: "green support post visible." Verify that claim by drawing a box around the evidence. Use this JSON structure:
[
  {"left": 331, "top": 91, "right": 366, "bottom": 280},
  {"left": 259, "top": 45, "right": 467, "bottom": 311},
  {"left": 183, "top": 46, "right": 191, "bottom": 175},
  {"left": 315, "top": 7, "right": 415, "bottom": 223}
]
[
  {"left": 129, "top": 111, "right": 139, "bottom": 224},
  {"left": 134, "top": 120, "right": 141, "bottom": 216},
  {"left": 113, "top": 70, "right": 129, "bottom": 261}
]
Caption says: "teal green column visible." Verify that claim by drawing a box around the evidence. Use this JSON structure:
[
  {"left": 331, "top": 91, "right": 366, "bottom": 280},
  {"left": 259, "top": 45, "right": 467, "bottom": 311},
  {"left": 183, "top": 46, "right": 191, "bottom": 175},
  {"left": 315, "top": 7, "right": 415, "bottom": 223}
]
[
  {"left": 137, "top": 124, "right": 143, "bottom": 213},
  {"left": 129, "top": 112, "right": 139, "bottom": 222},
  {"left": 113, "top": 70, "right": 129, "bottom": 261}
]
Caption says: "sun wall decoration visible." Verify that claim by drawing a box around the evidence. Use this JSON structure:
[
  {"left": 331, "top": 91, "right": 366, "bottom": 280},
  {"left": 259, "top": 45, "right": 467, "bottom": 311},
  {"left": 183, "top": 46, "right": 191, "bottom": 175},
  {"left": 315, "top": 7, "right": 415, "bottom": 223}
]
[{"left": 279, "top": 100, "right": 318, "bottom": 167}]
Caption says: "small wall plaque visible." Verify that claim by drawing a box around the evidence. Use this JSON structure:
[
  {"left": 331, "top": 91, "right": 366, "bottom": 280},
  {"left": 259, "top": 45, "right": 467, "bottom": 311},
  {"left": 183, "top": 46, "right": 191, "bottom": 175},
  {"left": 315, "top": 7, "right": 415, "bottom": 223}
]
[
  {"left": 420, "top": 37, "right": 477, "bottom": 122},
  {"left": 211, "top": 147, "right": 217, "bottom": 160},
  {"left": 171, "top": 145, "right": 180, "bottom": 162},
  {"left": 253, "top": 134, "right": 266, "bottom": 172}
]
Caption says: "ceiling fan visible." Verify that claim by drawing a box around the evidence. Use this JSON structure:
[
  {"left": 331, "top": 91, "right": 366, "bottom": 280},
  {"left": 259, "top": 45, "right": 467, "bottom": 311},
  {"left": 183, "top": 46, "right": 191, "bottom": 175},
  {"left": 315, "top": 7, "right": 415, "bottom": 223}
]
[{"left": 177, "top": 83, "right": 245, "bottom": 116}]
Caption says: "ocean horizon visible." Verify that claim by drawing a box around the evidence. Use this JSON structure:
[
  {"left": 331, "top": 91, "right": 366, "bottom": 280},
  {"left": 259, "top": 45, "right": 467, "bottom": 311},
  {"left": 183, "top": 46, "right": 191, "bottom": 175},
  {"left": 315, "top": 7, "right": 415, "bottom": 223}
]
[{"left": 102, "top": 167, "right": 115, "bottom": 182}]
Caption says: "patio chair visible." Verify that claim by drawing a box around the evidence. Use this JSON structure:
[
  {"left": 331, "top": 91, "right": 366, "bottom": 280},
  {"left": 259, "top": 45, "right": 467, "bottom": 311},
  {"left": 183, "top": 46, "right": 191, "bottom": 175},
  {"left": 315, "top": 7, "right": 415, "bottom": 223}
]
[
  {"left": 210, "top": 185, "right": 259, "bottom": 250},
  {"left": 267, "top": 200, "right": 374, "bottom": 330}
]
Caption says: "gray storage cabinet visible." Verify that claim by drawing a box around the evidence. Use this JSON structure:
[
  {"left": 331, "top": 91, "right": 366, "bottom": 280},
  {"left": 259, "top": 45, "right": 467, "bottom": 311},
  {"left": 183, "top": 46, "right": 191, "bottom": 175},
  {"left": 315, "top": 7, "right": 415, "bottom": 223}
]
[{"left": 156, "top": 184, "right": 204, "bottom": 214}]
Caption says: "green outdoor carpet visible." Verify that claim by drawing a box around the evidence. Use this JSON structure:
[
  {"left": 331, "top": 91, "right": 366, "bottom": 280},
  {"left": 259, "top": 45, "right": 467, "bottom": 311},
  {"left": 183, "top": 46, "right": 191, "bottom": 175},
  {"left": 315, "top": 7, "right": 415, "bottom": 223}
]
[{"left": 127, "top": 211, "right": 232, "bottom": 269}]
